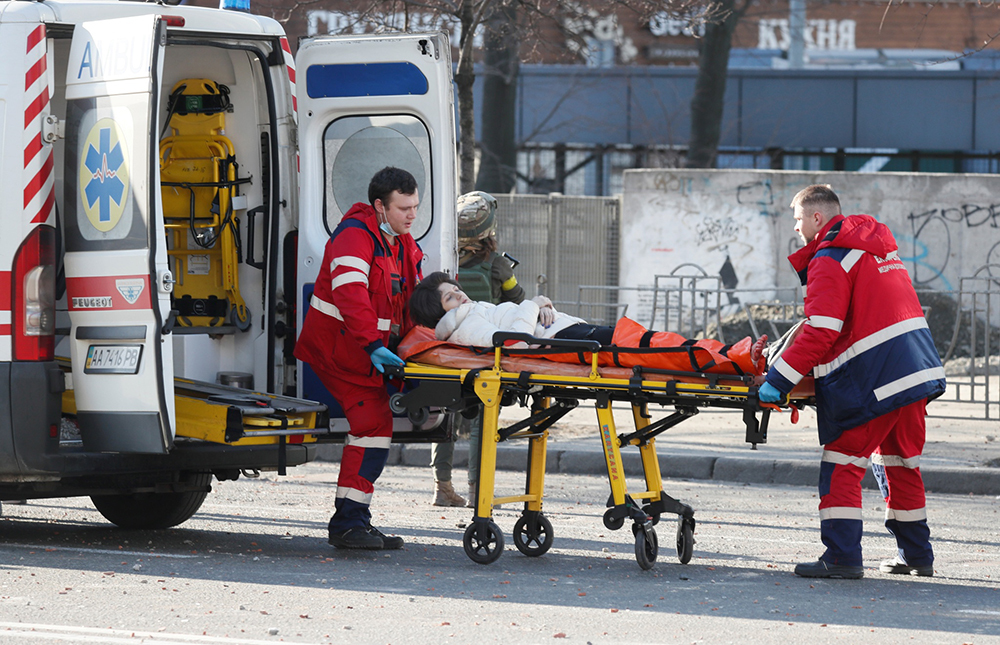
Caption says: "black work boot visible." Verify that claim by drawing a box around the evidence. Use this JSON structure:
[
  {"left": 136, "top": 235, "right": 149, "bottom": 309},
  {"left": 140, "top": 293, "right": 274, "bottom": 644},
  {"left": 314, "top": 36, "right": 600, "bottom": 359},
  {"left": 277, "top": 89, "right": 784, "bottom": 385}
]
[
  {"left": 794, "top": 559, "right": 864, "bottom": 579},
  {"left": 367, "top": 525, "right": 404, "bottom": 550},
  {"left": 329, "top": 526, "right": 384, "bottom": 550},
  {"left": 880, "top": 556, "right": 933, "bottom": 577}
]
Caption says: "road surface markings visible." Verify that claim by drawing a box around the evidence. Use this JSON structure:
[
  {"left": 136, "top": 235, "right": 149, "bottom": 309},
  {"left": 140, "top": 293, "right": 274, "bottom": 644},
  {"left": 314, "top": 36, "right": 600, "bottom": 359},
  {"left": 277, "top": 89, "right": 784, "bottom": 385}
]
[
  {"left": 0, "top": 622, "right": 323, "bottom": 644},
  {"left": 0, "top": 544, "right": 198, "bottom": 558}
]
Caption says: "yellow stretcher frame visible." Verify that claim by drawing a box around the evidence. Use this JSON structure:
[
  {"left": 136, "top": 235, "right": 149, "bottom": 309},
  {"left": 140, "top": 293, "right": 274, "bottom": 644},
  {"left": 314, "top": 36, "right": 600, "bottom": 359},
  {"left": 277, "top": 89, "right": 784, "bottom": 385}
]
[
  {"left": 57, "top": 358, "right": 329, "bottom": 452},
  {"left": 387, "top": 332, "right": 802, "bottom": 571},
  {"left": 160, "top": 133, "right": 249, "bottom": 330}
]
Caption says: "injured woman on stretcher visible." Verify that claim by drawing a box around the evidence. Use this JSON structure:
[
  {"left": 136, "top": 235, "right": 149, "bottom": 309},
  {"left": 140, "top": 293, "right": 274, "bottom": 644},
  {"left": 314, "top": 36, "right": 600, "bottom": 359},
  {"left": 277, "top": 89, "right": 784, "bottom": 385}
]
[{"left": 405, "top": 271, "right": 771, "bottom": 379}]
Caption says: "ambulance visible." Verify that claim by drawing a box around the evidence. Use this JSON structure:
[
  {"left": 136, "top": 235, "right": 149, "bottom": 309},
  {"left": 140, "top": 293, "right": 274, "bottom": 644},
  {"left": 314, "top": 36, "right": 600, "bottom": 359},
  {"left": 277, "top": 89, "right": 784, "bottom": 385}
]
[{"left": 0, "top": 0, "right": 456, "bottom": 528}]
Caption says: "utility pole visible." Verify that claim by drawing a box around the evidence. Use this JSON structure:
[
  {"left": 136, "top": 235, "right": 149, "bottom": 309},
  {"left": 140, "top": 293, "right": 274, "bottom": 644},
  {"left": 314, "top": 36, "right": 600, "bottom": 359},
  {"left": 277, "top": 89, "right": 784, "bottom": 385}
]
[{"left": 788, "top": 0, "right": 805, "bottom": 68}]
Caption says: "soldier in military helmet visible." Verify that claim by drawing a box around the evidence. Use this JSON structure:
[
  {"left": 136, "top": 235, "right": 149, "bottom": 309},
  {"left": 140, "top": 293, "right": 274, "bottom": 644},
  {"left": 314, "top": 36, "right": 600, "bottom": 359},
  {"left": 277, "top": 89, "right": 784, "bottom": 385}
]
[
  {"left": 428, "top": 191, "right": 526, "bottom": 508},
  {"left": 455, "top": 191, "right": 525, "bottom": 305}
]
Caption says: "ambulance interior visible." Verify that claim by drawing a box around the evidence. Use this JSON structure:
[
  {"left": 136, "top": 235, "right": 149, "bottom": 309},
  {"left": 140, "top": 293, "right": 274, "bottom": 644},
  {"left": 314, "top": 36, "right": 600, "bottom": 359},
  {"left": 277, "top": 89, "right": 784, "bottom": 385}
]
[{"left": 50, "top": 34, "right": 285, "bottom": 395}]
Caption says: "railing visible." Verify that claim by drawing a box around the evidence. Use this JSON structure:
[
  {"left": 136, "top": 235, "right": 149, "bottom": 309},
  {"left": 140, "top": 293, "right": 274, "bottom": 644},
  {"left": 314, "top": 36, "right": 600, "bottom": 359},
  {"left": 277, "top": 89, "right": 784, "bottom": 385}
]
[{"left": 930, "top": 267, "right": 1000, "bottom": 420}]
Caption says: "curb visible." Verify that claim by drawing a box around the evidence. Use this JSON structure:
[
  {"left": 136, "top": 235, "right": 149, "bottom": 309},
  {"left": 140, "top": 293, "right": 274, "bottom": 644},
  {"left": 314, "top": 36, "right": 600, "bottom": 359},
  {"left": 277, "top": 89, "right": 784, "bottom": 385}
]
[{"left": 311, "top": 444, "right": 999, "bottom": 496}]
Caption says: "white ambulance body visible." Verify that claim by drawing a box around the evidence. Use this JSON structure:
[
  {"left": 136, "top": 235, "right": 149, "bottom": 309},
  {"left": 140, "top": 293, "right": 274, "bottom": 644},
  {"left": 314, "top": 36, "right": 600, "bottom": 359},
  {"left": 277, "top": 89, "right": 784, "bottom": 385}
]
[{"left": 0, "top": 0, "right": 456, "bottom": 527}]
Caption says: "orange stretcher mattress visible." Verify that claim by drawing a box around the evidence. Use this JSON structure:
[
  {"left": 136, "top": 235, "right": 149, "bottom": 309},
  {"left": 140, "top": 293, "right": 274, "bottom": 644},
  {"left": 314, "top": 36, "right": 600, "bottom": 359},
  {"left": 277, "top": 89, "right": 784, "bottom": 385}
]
[{"left": 397, "top": 327, "right": 816, "bottom": 398}]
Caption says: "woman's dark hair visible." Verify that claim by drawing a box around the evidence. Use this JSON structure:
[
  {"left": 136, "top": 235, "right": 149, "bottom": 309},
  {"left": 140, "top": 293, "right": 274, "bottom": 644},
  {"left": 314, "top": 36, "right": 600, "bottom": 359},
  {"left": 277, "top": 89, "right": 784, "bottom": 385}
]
[
  {"left": 409, "top": 271, "right": 461, "bottom": 329},
  {"left": 368, "top": 166, "right": 418, "bottom": 207}
]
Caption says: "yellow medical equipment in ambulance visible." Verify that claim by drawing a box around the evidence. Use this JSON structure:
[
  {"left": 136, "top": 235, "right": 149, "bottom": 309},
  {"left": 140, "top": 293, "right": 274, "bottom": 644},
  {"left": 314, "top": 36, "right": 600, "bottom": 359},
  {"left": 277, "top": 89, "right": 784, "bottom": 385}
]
[{"left": 159, "top": 79, "right": 251, "bottom": 331}]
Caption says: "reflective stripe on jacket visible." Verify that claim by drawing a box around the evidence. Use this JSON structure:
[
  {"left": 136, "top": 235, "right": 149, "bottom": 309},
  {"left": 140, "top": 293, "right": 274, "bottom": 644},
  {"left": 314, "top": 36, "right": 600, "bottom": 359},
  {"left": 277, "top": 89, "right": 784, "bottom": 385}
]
[
  {"left": 294, "top": 203, "right": 423, "bottom": 388},
  {"left": 764, "top": 214, "right": 946, "bottom": 444}
]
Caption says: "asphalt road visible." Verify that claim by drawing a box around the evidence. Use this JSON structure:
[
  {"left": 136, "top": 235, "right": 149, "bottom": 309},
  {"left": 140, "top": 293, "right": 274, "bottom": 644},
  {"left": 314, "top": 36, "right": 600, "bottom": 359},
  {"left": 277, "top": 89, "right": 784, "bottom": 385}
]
[{"left": 1, "top": 464, "right": 998, "bottom": 644}]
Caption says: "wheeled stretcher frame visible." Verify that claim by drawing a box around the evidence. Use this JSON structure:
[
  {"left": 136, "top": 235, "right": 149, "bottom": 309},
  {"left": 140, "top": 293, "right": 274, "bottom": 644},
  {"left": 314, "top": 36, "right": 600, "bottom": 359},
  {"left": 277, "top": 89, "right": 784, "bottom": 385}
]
[{"left": 387, "top": 332, "right": 804, "bottom": 571}]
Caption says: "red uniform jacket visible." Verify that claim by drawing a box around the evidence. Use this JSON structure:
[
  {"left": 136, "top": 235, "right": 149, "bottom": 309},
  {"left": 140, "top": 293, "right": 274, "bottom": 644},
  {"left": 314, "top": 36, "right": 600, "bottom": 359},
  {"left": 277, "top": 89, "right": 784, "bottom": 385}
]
[
  {"left": 294, "top": 203, "right": 423, "bottom": 389},
  {"left": 764, "top": 214, "right": 945, "bottom": 444}
]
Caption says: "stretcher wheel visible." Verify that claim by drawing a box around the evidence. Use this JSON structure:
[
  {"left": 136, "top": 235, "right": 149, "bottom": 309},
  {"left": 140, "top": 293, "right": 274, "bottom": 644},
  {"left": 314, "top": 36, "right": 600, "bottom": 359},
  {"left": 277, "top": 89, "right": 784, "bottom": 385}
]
[
  {"left": 388, "top": 393, "right": 407, "bottom": 415},
  {"left": 676, "top": 518, "right": 694, "bottom": 564},
  {"left": 633, "top": 524, "right": 658, "bottom": 571},
  {"left": 229, "top": 304, "right": 251, "bottom": 331},
  {"left": 603, "top": 509, "right": 625, "bottom": 531},
  {"left": 463, "top": 521, "right": 504, "bottom": 565},
  {"left": 407, "top": 407, "right": 430, "bottom": 426},
  {"left": 513, "top": 514, "right": 554, "bottom": 557}
]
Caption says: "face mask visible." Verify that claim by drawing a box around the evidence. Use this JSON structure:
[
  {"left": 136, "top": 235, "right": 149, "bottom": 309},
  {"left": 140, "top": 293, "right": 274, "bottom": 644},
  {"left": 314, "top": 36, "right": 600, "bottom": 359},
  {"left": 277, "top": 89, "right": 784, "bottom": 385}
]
[{"left": 379, "top": 221, "right": 398, "bottom": 238}]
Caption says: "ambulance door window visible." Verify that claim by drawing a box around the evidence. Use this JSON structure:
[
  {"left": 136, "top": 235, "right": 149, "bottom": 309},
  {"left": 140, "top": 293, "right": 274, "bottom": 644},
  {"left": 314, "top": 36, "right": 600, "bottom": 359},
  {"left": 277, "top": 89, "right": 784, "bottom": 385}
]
[
  {"left": 322, "top": 115, "right": 432, "bottom": 240},
  {"left": 63, "top": 97, "right": 150, "bottom": 251}
]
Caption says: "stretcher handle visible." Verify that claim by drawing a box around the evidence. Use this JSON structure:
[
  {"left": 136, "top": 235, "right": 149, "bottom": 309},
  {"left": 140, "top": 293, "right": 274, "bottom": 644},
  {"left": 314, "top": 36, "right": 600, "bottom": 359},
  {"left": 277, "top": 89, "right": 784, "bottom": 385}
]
[
  {"left": 751, "top": 384, "right": 790, "bottom": 408},
  {"left": 491, "top": 332, "right": 601, "bottom": 352}
]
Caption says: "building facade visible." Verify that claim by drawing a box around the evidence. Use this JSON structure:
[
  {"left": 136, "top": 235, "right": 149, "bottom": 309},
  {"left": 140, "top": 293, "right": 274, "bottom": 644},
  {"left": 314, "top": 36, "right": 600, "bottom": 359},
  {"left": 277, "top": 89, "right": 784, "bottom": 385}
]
[{"left": 239, "top": 0, "right": 1000, "bottom": 194}]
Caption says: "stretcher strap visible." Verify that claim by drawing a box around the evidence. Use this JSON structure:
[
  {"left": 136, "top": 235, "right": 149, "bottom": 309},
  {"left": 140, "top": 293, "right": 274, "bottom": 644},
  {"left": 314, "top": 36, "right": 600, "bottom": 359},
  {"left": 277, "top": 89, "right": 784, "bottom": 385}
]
[
  {"left": 466, "top": 341, "right": 744, "bottom": 377},
  {"left": 608, "top": 344, "right": 730, "bottom": 374}
]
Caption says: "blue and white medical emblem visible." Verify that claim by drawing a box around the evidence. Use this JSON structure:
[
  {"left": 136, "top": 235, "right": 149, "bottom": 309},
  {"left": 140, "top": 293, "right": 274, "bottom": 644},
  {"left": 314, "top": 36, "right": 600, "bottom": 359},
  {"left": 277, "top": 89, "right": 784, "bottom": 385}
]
[{"left": 79, "top": 117, "right": 130, "bottom": 233}]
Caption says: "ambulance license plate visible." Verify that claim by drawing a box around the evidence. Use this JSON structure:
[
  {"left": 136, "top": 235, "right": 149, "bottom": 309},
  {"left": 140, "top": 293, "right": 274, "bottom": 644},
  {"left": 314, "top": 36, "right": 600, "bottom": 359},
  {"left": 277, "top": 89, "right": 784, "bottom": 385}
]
[{"left": 84, "top": 345, "right": 143, "bottom": 374}]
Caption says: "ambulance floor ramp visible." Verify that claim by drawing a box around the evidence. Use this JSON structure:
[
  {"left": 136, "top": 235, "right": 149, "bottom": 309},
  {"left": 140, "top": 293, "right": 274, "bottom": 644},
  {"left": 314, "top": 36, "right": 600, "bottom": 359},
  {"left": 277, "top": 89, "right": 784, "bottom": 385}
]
[{"left": 58, "top": 357, "right": 329, "bottom": 448}]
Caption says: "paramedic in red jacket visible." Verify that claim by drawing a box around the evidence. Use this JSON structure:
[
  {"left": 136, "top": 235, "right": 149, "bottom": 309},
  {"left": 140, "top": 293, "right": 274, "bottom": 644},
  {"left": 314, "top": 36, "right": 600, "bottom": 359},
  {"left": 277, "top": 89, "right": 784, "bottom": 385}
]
[
  {"left": 759, "top": 184, "right": 945, "bottom": 579},
  {"left": 294, "top": 167, "right": 423, "bottom": 550}
]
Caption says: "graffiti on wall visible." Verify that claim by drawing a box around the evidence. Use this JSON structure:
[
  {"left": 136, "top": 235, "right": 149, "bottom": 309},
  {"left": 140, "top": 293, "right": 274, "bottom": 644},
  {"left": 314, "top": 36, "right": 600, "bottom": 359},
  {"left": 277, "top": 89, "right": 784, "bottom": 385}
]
[
  {"left": 621, "top": 170, "right": 1000, "bottom": 329},
  {"left": 904, "top": 204, "right": 1000, "bottom": 288}
]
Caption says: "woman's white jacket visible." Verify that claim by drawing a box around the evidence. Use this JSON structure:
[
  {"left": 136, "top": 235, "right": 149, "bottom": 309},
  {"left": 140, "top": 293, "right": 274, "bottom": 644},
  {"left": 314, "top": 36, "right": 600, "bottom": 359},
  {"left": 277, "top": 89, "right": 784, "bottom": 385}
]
[{"left": 434, "top": 300, "right": 584, "bottom": 346}]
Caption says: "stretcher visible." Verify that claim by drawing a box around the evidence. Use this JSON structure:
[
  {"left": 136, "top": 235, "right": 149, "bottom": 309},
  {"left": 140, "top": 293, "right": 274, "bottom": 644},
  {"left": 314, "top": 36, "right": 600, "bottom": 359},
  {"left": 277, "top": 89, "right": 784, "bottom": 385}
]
[
  {"left": 159, "top": 79, "right": 253, "bottom": 332},
  {"left": 387, "top": 328, "right": 814, "bottom": 570},
  {"left": 56, "top": 357, "right": 330, "bottom": 473}
]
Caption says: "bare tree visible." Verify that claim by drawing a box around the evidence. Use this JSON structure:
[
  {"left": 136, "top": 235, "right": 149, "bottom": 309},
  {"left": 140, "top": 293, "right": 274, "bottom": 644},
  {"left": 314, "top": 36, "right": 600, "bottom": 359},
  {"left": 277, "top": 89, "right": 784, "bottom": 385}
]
[
  {"left": 263, "top": 0, "right": 713, "bottom": 192},
  {"left": 685, "top": 0, "right": 748, "bottom": 169},
  {"left": 476, "top": 4, "right": 519, "bottom": 193}
]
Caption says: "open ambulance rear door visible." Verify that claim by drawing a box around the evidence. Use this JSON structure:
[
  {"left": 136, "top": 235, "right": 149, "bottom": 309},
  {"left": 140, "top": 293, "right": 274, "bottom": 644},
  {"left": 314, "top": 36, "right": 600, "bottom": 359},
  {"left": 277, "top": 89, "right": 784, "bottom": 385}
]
[
  {"left": 295, "top": 32, "right": 457, "bottom": 436},
  {"left": 62, "top": 16, "right": 175, "bottom": 453}
]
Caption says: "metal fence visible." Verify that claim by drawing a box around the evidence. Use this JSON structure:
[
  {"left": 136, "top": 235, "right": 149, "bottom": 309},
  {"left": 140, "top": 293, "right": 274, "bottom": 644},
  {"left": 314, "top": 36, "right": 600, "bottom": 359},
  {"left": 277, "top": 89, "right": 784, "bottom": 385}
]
[
  {"left": 930, "top": 268, "right": 1000, "bottom": 420},
  {"left": 495, "top": 194, "right": 621, "bottom": 317},
  {"left": 643, "top": 269, "right": 999, "bottom": 420}
]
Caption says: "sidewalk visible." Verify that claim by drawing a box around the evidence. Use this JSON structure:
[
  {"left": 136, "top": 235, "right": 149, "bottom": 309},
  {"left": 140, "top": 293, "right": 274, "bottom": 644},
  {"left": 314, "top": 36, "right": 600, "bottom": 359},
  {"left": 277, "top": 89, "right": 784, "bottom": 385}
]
[{"left": 315, "top": 401, "right": 1000, "bottom": 496}]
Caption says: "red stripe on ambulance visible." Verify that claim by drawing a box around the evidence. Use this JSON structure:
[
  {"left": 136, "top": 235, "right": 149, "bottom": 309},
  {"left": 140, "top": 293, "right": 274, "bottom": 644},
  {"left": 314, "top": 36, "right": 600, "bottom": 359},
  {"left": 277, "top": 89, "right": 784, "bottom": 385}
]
[
  {"left": 31, "top": 189, "right": 56, "bottom": 224},
  {"left": 0, "top": 271, "right": 10, "bottom": 310},
  {"left": 24, "top": 151, "right": 53, "bottom": 208},
  {"left": 280, "top": 37, "right": 297, "bottom": 114},
  {"left": 24, "top": 132, "right": 42, "bottom": 167},
  {"left": 25, "top": 24, "right": 45, "bottom": 52},
  {"left": 279, "top": 37, "right": 298, "bottom": 173},
  {"left": 1, "top": 269, "right": 9, "bottom": 339},
  {"left": 25, "top": 54, "right": 46, "bottom": 91},
  {"left": 66, "top": 276, "right": 152, "bottom": 311},
  {"left": 24, "top": 24, "right": 54, "bottom": 227}
]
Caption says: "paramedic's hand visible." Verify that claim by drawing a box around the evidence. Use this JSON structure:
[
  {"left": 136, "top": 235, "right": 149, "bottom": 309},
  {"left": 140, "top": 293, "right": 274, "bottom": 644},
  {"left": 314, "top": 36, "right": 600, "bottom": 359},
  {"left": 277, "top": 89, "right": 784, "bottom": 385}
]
[
  {"left": 758, "top": 382, "right": 783, "bottom": 403},
  {"left": 370, "top": 347, "right": 405, "bottom": 374}
]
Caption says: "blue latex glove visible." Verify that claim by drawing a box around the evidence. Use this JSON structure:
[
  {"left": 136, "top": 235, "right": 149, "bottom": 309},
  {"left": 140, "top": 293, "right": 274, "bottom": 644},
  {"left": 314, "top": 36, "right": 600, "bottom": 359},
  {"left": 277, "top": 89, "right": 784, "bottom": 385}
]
[
  {"left": 758, "top": 382, "right": 783, "bottom": 403},
  {"left": 370, "top": 346, "right": 405, "bottom": 373}
]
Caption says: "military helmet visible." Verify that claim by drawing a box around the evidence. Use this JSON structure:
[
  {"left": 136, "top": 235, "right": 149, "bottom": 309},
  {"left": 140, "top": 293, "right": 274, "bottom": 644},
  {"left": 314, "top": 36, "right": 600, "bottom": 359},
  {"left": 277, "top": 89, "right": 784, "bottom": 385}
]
[{"left": 456, "top": 191, "right": 498, "bottom": 245}]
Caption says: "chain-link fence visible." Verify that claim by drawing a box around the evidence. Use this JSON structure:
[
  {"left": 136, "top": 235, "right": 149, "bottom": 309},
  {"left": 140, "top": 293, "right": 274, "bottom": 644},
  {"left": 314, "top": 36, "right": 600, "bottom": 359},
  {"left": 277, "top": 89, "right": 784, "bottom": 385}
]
[{"left": 495, "top": 194, "right": 620, "bottom": 321}]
